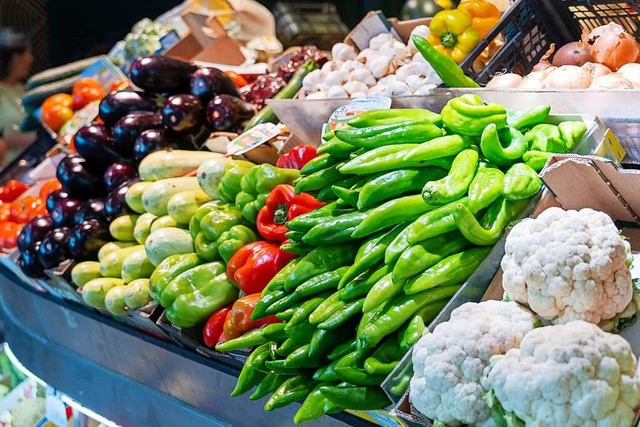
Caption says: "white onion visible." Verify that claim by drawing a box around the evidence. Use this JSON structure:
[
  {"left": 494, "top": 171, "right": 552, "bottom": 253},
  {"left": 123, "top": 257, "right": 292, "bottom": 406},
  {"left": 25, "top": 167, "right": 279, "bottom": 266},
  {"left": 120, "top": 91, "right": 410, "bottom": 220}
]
[
  {"left": 616, "top": 63, "right": 640, "bottom": 88},
  {"left": 543, "top": 65, "right": 592, "bottom": 89},
  {"left": 517, "top": 71, "right": 547, "bottom": 90},
  {"left": 486, "top": 73, "right": 523, "bottom": 89},
  {"left": 589, "top": 73, "right": 634, "bottom": 89},
  {"left": 581, "top": 62, "right": 612, "bottom": 79}
]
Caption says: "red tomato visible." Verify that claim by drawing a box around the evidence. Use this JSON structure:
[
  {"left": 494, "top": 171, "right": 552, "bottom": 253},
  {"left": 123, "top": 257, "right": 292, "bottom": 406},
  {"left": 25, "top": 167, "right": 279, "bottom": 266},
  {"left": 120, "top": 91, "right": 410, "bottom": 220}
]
[
  {"left": 72, "top": 86, "right": 106, "bottom": 110},
  {"left": 0, "top": 204, "right": 10, "bottom": 222},
  {"left": 10, "top": 196, "right": 45, "bottom": 224},
  {"left": 0, "top": 180, "right": 29, "bottom": 202},
  {"left": 42, "top": 93, "right": 72, "bottom": 111},
  {"left": 0, "top": 222, "right": 23, "bottom": 249},
  {"left": 39, "top": 180, "right": 62, "bottom": 200},
  {"left": 42, "top": 103, "right": 73, "bottom": 132},
  {"left": 72, "top": 77, "right": 102, "bottom": 95}
]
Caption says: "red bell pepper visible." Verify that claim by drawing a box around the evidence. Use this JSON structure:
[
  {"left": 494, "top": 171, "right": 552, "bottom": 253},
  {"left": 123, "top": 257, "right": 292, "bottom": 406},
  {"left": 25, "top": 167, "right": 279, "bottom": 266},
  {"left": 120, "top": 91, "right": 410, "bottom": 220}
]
[
  {"left": 223, "top": 293, "right": 279, "bottom": 340},
  {"left": 256, "top": 184, "right": 324, "bottom": 242},
  {"left": 276, "top": 145, "right": 318, "bottom": 170},
  {"left": 203, "top": 304, "right": 233, "bottom": 348},
  {"left": 227, "top": 241, "right": 297, "bottom": 294}
]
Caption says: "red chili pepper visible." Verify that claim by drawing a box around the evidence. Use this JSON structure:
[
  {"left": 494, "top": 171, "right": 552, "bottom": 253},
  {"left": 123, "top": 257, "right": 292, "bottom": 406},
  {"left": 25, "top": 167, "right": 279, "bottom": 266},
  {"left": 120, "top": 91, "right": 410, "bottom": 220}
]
[
  {"left": 203, "top": 304, "right": 233, "bottom": 348},
  {"left": 227, "top": 241, "right": 297, "bottom": 294},
  {"left": 256, "top": 184, "right": 324, "bottom": 242},
  {"left": 223, "top": 294, "right": 280, "bottom": 340},
  {"left": 224, "top": 70, "right": 249, "bottom": 88},
  {"left": 0, "top": 180, "right": 29, "bottom": 203},
  {"left": 276, "top": 145, "right": 318, "bottom": 170}
]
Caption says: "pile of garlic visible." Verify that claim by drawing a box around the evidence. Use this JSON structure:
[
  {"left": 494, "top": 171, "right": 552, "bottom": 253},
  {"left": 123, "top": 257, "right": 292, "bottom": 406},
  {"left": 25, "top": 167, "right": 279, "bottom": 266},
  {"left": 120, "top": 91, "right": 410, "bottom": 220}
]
[{"left": 301, "top": 26, "right": 443, "bottom": 99}]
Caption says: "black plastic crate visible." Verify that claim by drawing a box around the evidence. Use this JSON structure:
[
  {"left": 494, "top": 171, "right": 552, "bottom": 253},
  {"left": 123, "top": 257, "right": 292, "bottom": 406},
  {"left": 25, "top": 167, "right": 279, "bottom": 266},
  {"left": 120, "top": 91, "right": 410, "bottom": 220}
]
[
  {"left": 460, "top": 0, "right": 640, "bottom": 84},
  {"left": 273, "top": 2, "right": 349, "bottom": 50}
]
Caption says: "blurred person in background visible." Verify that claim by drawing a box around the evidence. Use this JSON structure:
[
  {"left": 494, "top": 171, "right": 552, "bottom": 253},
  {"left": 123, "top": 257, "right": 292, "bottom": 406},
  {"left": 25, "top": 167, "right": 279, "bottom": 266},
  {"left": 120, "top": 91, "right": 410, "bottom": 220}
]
[{"left": 0, "top": 28, "right": 36, "bottom": 168}]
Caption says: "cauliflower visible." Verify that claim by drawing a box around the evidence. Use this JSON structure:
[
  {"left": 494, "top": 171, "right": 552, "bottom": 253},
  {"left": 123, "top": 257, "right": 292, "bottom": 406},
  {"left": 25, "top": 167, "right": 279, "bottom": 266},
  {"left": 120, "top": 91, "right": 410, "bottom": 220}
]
[
  {"left": 485, "top": 320, "right": 640, "bottom": 427},
  {"left": 501, "top": 207, "right": 633, "bottom": 325},
  {"left": 410, "top": 301, "right": 537, "bottom": 427}
]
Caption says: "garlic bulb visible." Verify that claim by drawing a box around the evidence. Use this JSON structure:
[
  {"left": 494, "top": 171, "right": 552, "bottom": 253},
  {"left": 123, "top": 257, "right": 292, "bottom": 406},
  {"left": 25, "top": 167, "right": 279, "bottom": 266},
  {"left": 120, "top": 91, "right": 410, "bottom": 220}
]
[
  {"left": 343, "top": 81, "right": 369, "bottom": 96},
  {"left": 366, "top": 54, "right": 394, "bottom": 78},
  {"left": 379, "top": 41, "right": 410, "bottom": 62},
  {"left": 302, "top": 69, "right": 324, "bottom": 92},
  {"left": 412, "top": 52, "right": 428, "bottom": 64},
  {"left": 383, "top": 81, "right": 411, "bottom": 96},
  {"left": 368, "top": 84, "right": 387, "bottom": 96},
  {"left": 408, "top": 25, "right": 431, "bottom": 53},
  {"left": 322, "top": 70, "right": 349, "bottom": 91},
  {"left": 340, "top": 60, "right": 365, "bottom": 73},
  {"left": 356, "top": 48, "right": 377, "bottom": 64},
  {"left": 327, "top": 85, "right": 348, "bottom": 99},
  {"left": 331, "top": 43, "right": 357, "bottom": 61},
  {"left": 405, "top": 75, "right": 428, "bottom": 91},
  {"left": 413, "top": 84, "right": 437, "bottom": 95},
  {"left": 349, "top": 68, "right": 376, "bottom": 87},
  {"left": 377, "top": 74, "right": 398, "bottom": 84},
  {"left": 350, "top": 92, "right": 368, "bottom": 99},
  {"left": 369, "top": 33, "right": 396, "bottom": 50},
  {"left": 306, "top": 90, "right": 327, "bottom": 100},
  {"left": 322, "top": 61, "right": 338, "bottom": 73},
  {"left": 396, "top": 62, "right": 430, "bottom": 81}
]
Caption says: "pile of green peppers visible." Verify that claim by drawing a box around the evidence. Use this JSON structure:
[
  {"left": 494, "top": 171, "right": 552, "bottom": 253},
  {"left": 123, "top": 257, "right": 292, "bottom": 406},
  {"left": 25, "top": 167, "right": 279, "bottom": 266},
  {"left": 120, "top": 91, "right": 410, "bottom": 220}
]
[{"left": 218, "top": 95, "right": 587, "bottom": 423}]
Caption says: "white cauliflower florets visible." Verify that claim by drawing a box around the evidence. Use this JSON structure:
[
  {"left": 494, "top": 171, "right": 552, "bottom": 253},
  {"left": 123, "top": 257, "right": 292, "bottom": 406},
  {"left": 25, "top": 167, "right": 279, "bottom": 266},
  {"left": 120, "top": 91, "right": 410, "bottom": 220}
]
[
  {"left": 501, "top": 207, "right": 633, "bottom": 325},
  {"left": 486, "top": 320, "right": 640, "bottom": 427},
  {"left": 411, "top": 301, "right": 537, "bottom": 427}
]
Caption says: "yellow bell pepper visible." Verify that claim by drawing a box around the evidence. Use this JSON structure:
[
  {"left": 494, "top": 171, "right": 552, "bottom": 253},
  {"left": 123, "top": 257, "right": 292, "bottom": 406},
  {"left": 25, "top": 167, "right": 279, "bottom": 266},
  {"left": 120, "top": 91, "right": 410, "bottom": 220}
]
[
  {"left": 457, "top": 0, "right": 502, "bottom": 38},
  {"left": 428, "top": 9, "right": 481, "bottom": 64}
]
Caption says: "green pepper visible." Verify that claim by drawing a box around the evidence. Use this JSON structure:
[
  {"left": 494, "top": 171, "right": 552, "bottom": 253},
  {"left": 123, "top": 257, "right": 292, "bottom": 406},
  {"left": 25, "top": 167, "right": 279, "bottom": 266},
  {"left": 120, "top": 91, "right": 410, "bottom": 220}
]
[
  {"left": 231, "top": 343, "right": 270, "bottom": 397},
  {"left": 404, "top": 247, "right": 490, "bottom": 294},
  {"left": 260, "top": 259, "right": 301, "bottom": 297},
  {"left": 284, "top": 344, "right": 323, "bottom": 369},
  {"left": 158, "top": 262, "right": 225, "bottom": 308},
  {"left": 149, "top": 253, "right": 202, "bottom": 298},
  {"left": 334, "top": 352, "right": 386, "bottom": 386},
  {"left": 265, "top": 359, "right": 302, "bottom": 375},
  {"left": 309, "top": 291, "right": 346, "bottom": 326},
  {"left": 393, "top": 230, "right": 471, "bottom": 282},
  {"left": 348, "top": 108, "right": 442, "bottom": 127},
  {"left": 279, "top": 240, "right": 313, "bottom": 256},
  {"left": 411, "top": 35, "right": 479, "bottom": 88},
  {"left": 261, "top": 323, "right": 288, "bottom": 342},
  {"left": 558, "top": 121, "right": 587, "bottom": 150},
  {"left": 285, "top": 320, "right": 316, "bottom": 344},
  {"left": 215, "top": 328, "right": 267, "bottom": 352},
  {"left": 284, "top": 244, "right": 357, "bottom": 290},
  {"left": 316, "top": 136, "right": 359, "bottom": 158},
  {"left": 275, "top": 338, "right": 302, "bottom": 357},
  {"left": 293, "top": 382, "right": 343, "bottom": 424},
  {"left": 364, "top": 335, "right": 404, "bottom": 376},
  {"left": 313, "top": 359, "right": 341, "bottom": 382},
  {"left": 188, "top": 201, "right": 222, "bottom": 239},
  {"left": 217, "top": 225, "right": 257, "bottom": 263},
  {"left": 288, "top": 294, "right": 329, "bottom": 327},
  {"left": 441, "top": 94, "right": 507, "bottom": 136},
  {"left": 468, "top": 162, "right": 505, "bottom": 212},
  {"left": 253, "top": 289, "right": 287, "bottom": 321},
  {"left": 357, "top": 167, "right": 447, "bottom": 210},
  {"left": 362, "top": 273, "right": 404, "bottom": 314},
  {"left": 406, "top": 197, "right": 469, "bottom": 244},
  {"left": 200, "top": 204, "right": 244, "bottom": 242},
  {"left": 359, "top": 285, "right": 461, "bottom": 349},
  {"left": 340, "top": 225, "right": 405, "bottom": 287},
  {"left": 331, "top": 180, "right": 363, "bottom": 207},
  {"left": 454, "top": 197, "right": 529, "bottom": 246},
  {"left": 284, "top": 230, "right": 305, "bottom": 242},
  {"left": 328, "top": 339, "right": 357, "bottom": 361},
  {"left": 302, "top": 211, "right": 367, "bottom": 245},
  {"left": 250, "top": 371, "right": 288, "bottom": 401},
  {"left": 294, "top": 266, "right": 349, "bottom": 298},
  {"left": 402, "top": 135, "right": 472, "bottom": 166},
  {"left": 525, "top": 124, "right": 566, "bottom": 153},
  {"left": 339, "top": 144, "right": 418, "bottom": 175},
  {"left": 218, "top": 160, "right": 255, "bottom": 204},
  {"left": 236, "top": 164, "right": 300, "bottom": 224},
  {"left": 480, "top": 124, "right": 528, "bottom": 166},
  {"left": 399, "top": 315, "right": 426, "bottom": 353},
  {"left": 384, "top": 223, "right": 413, "bottom": 265},
  {"left": 276, "top": 307, "right": 295, "bottom": 321},
  {"left": 294, "top": 163, "right": 344, "bottom": 194},
  {"left": 320, "top": 383, "right": 391, "bottom": 410},
  {"left": 308, "top": 327, "right": 352, "bottom": 360},
  {"left": 506, "top": 105, "right": 551, "bottom": 130},
  {"left": 422, "top": 148, "right": 478, "bottom": 206},
  {"left": 300, "top": 154, "right": 342, "bottom": 175},
  {"left": 339, "top": 264, "right": 390, "bottom": 302},
  {"left": 264, "top": 375, "right": 315, "bottom": 411},
  {"left": 522, "top": 150, "right": 553, "bottom": 172},
  {"left": 502, "top": 163, "right": 542, "bottom": 200},
  {"left": 352, "top": 195, "right": 436, "bottom": 238},
  {"left": 318, "top": 298, "right": 364, "bottom": 330},
  {"left": 286, "top": 203, "right": 352, "bottom": 232},
  {"left": 335, "top": 120, "right": 444, "bottom": 148}
]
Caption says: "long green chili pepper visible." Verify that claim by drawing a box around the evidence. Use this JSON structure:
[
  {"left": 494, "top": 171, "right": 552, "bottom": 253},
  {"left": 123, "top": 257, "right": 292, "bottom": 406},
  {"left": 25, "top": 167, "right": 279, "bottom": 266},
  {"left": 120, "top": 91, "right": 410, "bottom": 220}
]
[
  {"left": 480, "top": 123, "right": 528, "bottom": 166},
  {"left": 402, "top": 135, "right": 473, "bottom": 166},
  {"left": 502, "top": 163, "right": 542, "bottom": 200},
  {"left": 264, "top": 375, "right": 315, "bottom": 411},
  {"left": 231, "top": 343, "right": 270, "bottom": 397},
  {"left": 316, "top": 137, "right": 358, "bottom": 158},
  {"left": 352, "top": 195, "right": 436, "bottom": 238},
  {"left": 422, "top": 148, "right": 479, "bottom": 206},
  {"left": 454, "top": 197, "right": 530, "bottom": 245},
  {"left": 318, "top": 298, "right": 364, "bottom": 330},
  {"left": 339, "top": 264, "right": 391, "bottom": 302},
  {"left": 335, "top": 120, "right": 444, "bottom": 148},
  {"left": 250, "top": 371, "right": 288, "bottom": 401},
  {"left": 468, "top": 162, "right": 505, "bottom": 212},
  {"left": 320, "top": 384, "right": 391, "bottom": 410},
  {"left": 411, "top": 35, "right": 479, "bottom": 88},
  {"left": 293, "top": 383, "right": 343, "bottom": 424},
  {"left": 363, "top": 273, "right": 405, "bottom": 313},
  {"left": 406, "top": 197, "right": 470, "bottom": 244},
  {"left": 347, "top": 108, "right": 442, "bottom": 128}
]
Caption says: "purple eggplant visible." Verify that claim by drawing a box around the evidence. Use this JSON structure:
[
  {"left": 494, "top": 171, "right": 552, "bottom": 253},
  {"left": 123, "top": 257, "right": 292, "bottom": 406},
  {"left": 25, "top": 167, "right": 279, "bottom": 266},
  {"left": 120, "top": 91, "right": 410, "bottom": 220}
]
[
  {"left": 17, "top": 215, "right": 54, "bottom": 253},
  {"left": 56, "top": 156, "right": 106, "bottom": 200},
  {"left": 112, "top": 112, "right": 164, "bottom": 158},
  {"left": 73, "top": 199, "right": 105, "bottom": 225},
  {"left": 206, "top": 95, "right": 255, "bottom": 133},
  {"left": 190, "top": 67, "right": 240, "bottom": 104},
  {"left": 46, "top": 190, "right": 70, "bottom": 215},
  {"left": 103, "top": 162, "right": 137, "bottom": 192},
  {"left": 68, "top": 220, "right": 111, "bottom": 260},
  {"left": 50, "top": 198, "right": 82, "bottom": 228},
  {"left": 130, "top": 56, "right": 198, "bottom": 94},
  {"left": 162, "top": 94, "right": 204, "bottom": 134},
  {"left": 37, "top": 227, "right": 71, "bottom": 269},
  {"left": 104, "top": 178, "right": 140, "bottom": 220},
  {"left": 133, "top": 129, "right": 186, "bottom": 162},
  {"left": 98, "top": 90, "right": 158, "bottom": 127},
  {"left": 74, "top": 123, "right": 123, "bottom": 173},
  {"left": 20, "top": 242, "right": 45, "bottom": 278}
]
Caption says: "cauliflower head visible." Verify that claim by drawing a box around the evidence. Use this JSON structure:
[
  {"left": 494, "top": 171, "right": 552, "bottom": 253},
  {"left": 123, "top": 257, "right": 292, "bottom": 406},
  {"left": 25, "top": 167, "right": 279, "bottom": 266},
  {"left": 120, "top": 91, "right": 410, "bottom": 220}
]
[
  {"left": 486, "top": 320, "right": 640, "bottom": 427},
  {"left": 501, "top": 207, "right": 633, "bottom": 325},
  {"left": 410, "top": 301, "right": 537, "bottom": 426}
]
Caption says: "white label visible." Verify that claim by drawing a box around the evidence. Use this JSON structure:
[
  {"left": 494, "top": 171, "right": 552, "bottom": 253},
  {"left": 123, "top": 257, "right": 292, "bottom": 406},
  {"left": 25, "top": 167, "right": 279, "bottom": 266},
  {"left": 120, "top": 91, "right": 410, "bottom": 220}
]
[{"left": 226, "top": 123, "right": 280, "bottom": 156}]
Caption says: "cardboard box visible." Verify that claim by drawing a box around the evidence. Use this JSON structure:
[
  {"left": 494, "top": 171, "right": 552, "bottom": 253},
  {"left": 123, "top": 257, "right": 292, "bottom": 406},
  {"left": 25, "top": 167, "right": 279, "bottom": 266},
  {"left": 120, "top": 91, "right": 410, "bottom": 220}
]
[
  {"left": 390, "top": 154, "right": 640, "bottom": 425},
  {"left": 344, "top": 11, "right": 429, "bottom": 50}
]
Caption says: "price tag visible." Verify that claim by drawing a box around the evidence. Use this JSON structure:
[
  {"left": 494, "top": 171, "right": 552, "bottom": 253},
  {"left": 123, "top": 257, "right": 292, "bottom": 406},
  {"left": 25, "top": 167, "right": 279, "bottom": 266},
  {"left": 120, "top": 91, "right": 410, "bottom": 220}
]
[
  {"left": 158, "top": 30, "right": 180, "bottom": 53},
  {"left": 226, "top": 123, "right": 280, "bottom": 156},
  {"left": 321, "top": 96, "right": 392, "bottom": 137},
  {"left": 598, "top": 128, "right": 626, "bottom": 163},
  {"left": 45, "top": 387, "right": 70, "bottom": 427}
]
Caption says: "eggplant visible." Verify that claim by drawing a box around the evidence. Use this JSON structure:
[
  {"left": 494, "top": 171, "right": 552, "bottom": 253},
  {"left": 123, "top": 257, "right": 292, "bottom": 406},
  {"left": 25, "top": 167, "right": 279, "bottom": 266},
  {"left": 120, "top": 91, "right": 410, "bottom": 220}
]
[
  {"left": 206, "top": 95, "right": 255, "bottom": 133},
  {"left": 112, "top": 112, "right": 164, "bottom": 158},
  {"left": 190, "top": 67, "right": 240, "bottom": 104},
  {"left": 20, "top": 242, "right": 45, "bottom": 278},
  {"left": 37, "top": 227, "right": 71, "bottom": 269},
  {"left": 68, "top": 220, "right": 111, "bottom": 260},
  {"left": 56, "top": 155, "right": 106, "bottom": 200},
  {"left": 98, "top": 90, "right": 158, "bottom": 127},
  {"left": 17, "top": 215, "right": 54, "bottom": 253},
  {"left": 74, "top": 123, "right": 123, "bottom": 173},
  {"left": 162, "top": 94, "right": 204, "bottom": 134},
  {"left": 130, "top": 56, "right": 198, "bottom": 94},
  {"left": 73, "top": 199, "right": 105, "bottom": 225},
  {"left": 103, "top": 162, "right": 137, "bottom": 192},
  {"left": 133, "top": 129, "right": 186, "bottom": 162},
  {"left": 50, "top": 198, "right": 82, "bottom": 228},
  {"left": 46, "top": 190, "right": 70, "bottom": 215},
  {"left": 104, "top": 178, "right": 140, "bottom": 220}
]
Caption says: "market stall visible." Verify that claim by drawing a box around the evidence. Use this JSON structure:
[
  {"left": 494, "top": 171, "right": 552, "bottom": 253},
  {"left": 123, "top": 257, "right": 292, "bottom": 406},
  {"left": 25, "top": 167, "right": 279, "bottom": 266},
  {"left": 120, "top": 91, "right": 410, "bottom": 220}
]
[{"left": 2, "top": 1, "right": 640, "bottom": 426}]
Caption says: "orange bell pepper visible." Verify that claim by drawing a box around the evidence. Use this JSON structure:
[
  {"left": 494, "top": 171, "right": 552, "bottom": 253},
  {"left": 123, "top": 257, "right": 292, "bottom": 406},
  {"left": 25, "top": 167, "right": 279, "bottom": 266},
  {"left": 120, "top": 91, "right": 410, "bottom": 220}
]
[{"left": 457, "top": 0, "right": 502, "bottom": 38}]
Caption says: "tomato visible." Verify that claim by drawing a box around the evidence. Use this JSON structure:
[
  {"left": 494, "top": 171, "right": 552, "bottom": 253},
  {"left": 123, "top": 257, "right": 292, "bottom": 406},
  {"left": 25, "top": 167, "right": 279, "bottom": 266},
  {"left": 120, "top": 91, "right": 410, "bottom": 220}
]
[
  {"left": 42, "top": 103, "right": 74, "bottom": 132},
  {"left": 10, "top": 196, "right": 45, "bottom": 224},
  {"left": 224, "top": 71, "right": 249, "bottom": 88},
  {"left": 0, "top": 180, "right": 29, "bottom": 203},
  {"left": 39, "top": 180, "right": 62, "bottom": 200},
  {"left": 42, "top": 93, "right": 72, "bottom": 111},
  {"left": 72, "top": 86, "right": 106, "bottom": 110},
  {"left": 0, "top": 204, "right": 10, "bottom": 222},
  {"left": 72, "top": 77, "right": 102, "bottom": 95},
  {"left": 0, "top": 222, "right": 23, "bottom": 249}
]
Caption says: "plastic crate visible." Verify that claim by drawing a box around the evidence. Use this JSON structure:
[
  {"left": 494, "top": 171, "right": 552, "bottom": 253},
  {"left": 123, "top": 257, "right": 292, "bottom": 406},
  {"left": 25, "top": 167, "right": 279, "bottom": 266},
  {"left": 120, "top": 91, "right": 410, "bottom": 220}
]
[
  {"left": 273, "top": 2, "right": 349, "bottom": 50},
  {"left": 460, "top": 0, "right": 640, "bottom": 84}
]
